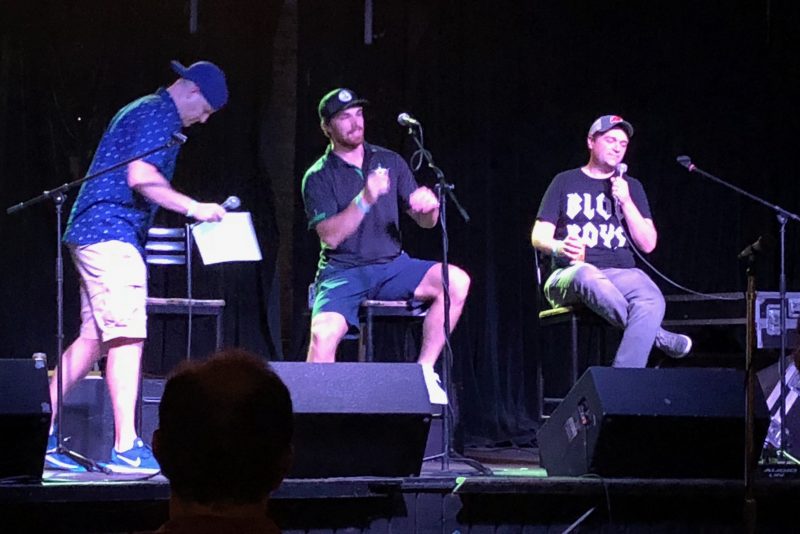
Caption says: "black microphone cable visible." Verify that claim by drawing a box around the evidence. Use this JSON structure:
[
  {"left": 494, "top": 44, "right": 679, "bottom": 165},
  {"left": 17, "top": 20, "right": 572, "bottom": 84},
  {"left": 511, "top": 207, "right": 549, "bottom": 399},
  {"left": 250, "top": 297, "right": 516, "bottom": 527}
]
[
  {"left": 407, "top": 125, "right": 432, "bottom": 172},
  {"left": 615, "top": 167, "right": 741, "bottom": 301}
]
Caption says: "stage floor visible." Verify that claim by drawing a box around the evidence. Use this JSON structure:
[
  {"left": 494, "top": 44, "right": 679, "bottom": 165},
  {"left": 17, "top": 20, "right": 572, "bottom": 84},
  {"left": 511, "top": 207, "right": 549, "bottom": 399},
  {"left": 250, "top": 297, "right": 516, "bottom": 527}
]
[{"left": 3, "top": 449, "right": 800, "bottom": 533}]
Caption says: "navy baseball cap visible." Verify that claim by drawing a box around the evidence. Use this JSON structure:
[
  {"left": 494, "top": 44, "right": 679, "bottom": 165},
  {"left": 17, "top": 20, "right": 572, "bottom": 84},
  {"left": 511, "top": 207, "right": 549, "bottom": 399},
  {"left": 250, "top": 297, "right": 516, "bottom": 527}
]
[
  {"left": 318, "top": 88, "right": 368, "bottom": 122},
  {"left": 171, "top": 60, "right": 229, "bottom": 111},
  {"left": 588, "top": 115, "right": 634, "bottom": 138}
]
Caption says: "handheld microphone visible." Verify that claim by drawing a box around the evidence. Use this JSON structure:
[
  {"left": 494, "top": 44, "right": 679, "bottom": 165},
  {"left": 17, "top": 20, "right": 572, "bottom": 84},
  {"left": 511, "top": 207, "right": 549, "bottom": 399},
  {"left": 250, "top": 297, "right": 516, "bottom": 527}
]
[
  {"left": 612, "top": 163, "right": 627, "bottom": 221},
  {"left": 397, "top": 112, "right": 422, "bottom": 128},
  {"left": 221, "top": 195, "right": 241, "bottom": 210},
  {"left": 676, "top": 155, "right": 696, "bottom": 172},
  {"left": 171, "top": 132, "right": 188, "bottom": 145}
]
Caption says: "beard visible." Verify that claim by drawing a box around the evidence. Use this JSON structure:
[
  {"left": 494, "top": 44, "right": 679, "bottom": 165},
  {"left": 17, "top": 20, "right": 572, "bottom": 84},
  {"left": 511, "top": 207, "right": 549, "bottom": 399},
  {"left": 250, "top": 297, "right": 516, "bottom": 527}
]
[{"left": 333, "top": 128, "right": 364, "bottom": 150}]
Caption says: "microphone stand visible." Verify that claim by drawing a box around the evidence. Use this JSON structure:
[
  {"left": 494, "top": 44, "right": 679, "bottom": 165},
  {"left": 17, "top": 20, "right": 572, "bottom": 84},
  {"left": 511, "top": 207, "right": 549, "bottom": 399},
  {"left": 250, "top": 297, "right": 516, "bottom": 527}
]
[
  {"left": 744, "top": 254, "right": 758, "bottom": 531},
  {"left": 6, "top": 134, "right": 186, "bottom": 472},
  {"left": 402, "top": 123, "right": 483, "bottom": 474},
  {"left": 677, "top": 156, "right": 800, "bottom": 526}
]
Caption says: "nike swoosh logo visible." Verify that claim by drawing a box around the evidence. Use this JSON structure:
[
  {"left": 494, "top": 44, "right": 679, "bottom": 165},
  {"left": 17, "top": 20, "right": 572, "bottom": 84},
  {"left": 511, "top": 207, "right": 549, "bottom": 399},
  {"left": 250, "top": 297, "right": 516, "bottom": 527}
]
[{"left": 117, "top": 455, "right": 142, "bottom": 467}]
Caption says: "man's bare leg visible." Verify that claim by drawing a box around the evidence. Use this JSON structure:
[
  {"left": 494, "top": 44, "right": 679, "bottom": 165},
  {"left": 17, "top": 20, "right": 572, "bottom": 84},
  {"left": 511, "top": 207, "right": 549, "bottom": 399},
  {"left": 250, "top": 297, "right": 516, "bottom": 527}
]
[
  {"left": 105, "top": 338, "right": 144, "bottom": 451},
  {"left": 49, "top": 336, "right": 102, "bottom": 432},
  {"left": 307, "top": 312, "right": 348, "bottom": 363},
  {"left": 415, "top": 264, "right": 471, "bottom": 366}
]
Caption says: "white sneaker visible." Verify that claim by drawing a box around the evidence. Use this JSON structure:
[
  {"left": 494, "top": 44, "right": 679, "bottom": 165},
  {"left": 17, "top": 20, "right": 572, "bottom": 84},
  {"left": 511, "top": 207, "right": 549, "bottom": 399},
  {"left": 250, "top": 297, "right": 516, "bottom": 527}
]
[
  {"left": 420, "top": 365, "right": 448, "bottom": 405},
  {"left": 655, "top": 329, "right": 693, "bottom": 359}
]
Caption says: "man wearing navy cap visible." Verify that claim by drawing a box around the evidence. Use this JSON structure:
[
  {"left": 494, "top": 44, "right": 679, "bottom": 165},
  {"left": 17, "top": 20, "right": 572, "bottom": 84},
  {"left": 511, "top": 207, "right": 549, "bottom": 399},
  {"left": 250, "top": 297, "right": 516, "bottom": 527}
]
[
  {"left": 45, "top": 60, "right": 229, "bottom": 474},
  {"left": 302, "top": 88, "right": 471, "bottom": 405},
  {"left": 531, "top": 115, "right": 692, "bottom": 368}
]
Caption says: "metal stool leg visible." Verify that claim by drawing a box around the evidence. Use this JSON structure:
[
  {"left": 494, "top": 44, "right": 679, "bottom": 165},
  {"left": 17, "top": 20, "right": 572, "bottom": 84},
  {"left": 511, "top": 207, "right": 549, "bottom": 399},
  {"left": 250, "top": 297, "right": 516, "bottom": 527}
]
[
  {"left": 357, "top": 325, "right": 366, "bottom": 362},
  {"left": 365, "top": 307, "right": 375, "bottom": 362},
  {"left": 569, "top": 314, "right": 579, "bottom": 387},
  {"left": 215, "top": 311, "right": 223, "bottom": 350},
  {"left": 357, "top": 302, "right": 427, "bottom": 363},
  {"left": 537, "top": 349, "right": 545, "bottom": 421}
]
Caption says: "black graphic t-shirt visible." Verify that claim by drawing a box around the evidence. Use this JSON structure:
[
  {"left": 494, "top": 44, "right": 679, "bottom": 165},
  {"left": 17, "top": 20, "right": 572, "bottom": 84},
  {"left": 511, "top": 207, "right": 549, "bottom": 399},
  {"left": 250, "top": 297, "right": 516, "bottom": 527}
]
[{"left": 536, "top": 167, "right": 652, "bottom": 270}]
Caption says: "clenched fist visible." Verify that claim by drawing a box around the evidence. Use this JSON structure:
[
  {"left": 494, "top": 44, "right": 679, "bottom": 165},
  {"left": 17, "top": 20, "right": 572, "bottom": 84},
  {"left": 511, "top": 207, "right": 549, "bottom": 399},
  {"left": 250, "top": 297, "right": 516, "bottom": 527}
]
[
  {"left": 408, "top": 186, "right": 439, "bottom": 214},
  {"left": 363, "top": 166, "right": 390, "bottom": 205}
]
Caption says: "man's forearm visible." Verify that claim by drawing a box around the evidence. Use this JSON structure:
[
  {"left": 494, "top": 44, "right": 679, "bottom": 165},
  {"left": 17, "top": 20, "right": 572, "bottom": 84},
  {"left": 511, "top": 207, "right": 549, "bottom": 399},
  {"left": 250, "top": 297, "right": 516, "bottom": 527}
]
[
  {"left": 316, "top": 200, "right": 367, "bottom": 248},
  {"left": 128, "top": 160, "right": 195, "bottom": 215},
  {"left": 620, "top": 202, "right": 657, "bottom": 252},
  {"left": 531, "top": 221, "right": 560, "bottom": 255},
  {"left": 133, "top": 181, "right": 195, "bottom": 215}
]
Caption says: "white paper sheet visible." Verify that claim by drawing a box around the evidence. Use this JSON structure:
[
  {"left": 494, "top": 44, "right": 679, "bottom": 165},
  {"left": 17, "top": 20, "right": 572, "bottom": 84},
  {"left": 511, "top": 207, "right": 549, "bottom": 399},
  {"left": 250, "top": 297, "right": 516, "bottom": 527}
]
[{"left": 191, "top": 212, "right": 262, "bottom": 265}]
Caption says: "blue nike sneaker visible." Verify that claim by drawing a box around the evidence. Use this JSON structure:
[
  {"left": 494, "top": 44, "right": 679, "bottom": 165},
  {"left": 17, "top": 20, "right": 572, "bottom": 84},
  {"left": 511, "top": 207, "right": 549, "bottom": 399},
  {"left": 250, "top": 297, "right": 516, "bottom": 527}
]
[
  {"left": 106, "top": 438, "right": 160, "bottom": 475},
  {"left": 44, "top": 427, "right": 87, "bottom": 472}
]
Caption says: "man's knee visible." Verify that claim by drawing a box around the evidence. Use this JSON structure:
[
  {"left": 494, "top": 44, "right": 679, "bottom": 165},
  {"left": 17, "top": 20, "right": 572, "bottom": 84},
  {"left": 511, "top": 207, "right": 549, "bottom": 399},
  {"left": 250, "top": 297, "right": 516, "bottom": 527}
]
[
  {"left": 105, "top": 337, "right": 145, "bottom": 350},
  {"left": 569, "top": 264, "right": 604, "bottom": 293},
  {"left": 630, "top": 271, "right": 666, "bottom": 315},
  {"left": 637, "top": 290, "right": 665, "bottom": 317},
  {"left": 448, "top": 266, "right": 470, "bottom": 302},
  {"left": 76, "top": 335, "right": 103, "bottom": 354},
  {"left": 309, "top": 313, "right": 348, "bottom": 349}
]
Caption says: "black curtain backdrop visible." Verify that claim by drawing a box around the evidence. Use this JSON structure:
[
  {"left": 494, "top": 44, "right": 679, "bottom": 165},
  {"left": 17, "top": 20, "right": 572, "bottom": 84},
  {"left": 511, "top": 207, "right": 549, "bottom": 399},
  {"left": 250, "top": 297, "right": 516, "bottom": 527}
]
[
  {"left": 3, "top": 1, "right": 800, "bottom": 448},
  {"left": 0, "top": 1, "right": 285, "bottom": 367},
  {"left": 293, "top": 0, "right": 800, "bottom": 446}
]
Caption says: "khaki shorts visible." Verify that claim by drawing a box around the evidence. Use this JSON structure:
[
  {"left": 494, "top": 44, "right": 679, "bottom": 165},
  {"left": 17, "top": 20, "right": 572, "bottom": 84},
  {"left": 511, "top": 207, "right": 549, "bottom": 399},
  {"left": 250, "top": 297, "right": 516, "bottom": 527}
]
[{"left": 71, "top": 241, "right": 147, "bottom": 342}]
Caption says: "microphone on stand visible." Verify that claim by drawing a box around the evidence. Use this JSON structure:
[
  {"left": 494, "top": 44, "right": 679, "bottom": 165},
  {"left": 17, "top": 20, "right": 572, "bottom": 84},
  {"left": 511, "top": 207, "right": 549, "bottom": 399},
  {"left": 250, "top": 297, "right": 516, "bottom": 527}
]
[
  {"left": 676, "top": 155, "right": 696, "bottom": 172},
  {"left": 397, "top": 112, "right": 422, "bottom": 128},
  {"left": 737, "top": 235, "right": 775, "bottom": 260},
  {"left": 221, "top": 195, "right": 241, "bottom": 210}
]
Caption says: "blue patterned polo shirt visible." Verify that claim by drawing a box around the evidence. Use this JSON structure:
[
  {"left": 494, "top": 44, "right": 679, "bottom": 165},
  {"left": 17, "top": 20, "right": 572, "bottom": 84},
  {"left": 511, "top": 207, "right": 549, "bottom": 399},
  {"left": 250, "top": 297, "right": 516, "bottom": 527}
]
[{"left": 64, "top": 88, "right": 183, "bottom": 256}]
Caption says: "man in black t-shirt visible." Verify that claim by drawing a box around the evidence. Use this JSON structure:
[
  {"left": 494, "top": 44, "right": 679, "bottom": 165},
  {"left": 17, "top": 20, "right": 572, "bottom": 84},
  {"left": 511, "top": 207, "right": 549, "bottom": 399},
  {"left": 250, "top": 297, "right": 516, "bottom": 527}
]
[
  {"left": 301, "top": 88, "right": 471, "bottom": 404},
  {"left": 531, "top": 115, "right": 691, "bottom": 367}
]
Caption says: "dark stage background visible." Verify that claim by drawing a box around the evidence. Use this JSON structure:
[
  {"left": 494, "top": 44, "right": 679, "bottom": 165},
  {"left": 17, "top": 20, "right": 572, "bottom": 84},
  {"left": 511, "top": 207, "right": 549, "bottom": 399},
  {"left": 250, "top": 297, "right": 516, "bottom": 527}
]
[{"left": 2, "top": 1, "right": 799, "bottom": 447}]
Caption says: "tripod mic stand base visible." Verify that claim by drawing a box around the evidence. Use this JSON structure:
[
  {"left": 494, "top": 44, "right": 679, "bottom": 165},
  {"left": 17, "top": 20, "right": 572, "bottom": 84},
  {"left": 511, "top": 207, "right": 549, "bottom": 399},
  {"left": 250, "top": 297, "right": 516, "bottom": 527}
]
[
  {"left": 53, "top": 445, "right": 110, "bottom": 474},
  {"left": 422, "top": 450, "right": 493, "bottom": 476}
]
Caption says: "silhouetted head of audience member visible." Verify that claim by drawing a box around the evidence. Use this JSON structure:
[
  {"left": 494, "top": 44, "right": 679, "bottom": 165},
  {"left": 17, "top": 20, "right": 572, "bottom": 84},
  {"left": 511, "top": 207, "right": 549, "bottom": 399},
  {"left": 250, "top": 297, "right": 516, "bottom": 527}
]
[{"left": 153, "top": 348, "right": 293, "bottom": 511}]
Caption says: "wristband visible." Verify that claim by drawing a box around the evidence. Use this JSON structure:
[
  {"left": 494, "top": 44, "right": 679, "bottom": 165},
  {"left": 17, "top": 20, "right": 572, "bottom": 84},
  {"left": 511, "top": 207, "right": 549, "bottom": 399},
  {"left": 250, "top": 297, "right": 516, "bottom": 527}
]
[
  {"left": 354, "top": 193, "right": 371, "bottom": 215},
  {"left": 553, "top": 241, "right": 563, "bottom": 257},
  {"left": 186, "top": 200, "right": 198, "bottom": 218}
]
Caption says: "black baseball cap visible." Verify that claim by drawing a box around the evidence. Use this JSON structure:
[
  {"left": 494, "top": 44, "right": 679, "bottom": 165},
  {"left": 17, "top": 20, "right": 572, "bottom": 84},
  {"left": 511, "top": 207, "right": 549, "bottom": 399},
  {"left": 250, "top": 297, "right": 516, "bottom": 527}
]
[
  {"left": 588, "top": 115, "right": 634, "bottom": 138},
  {"left": 318, "top": 88, "right": 368, "bottom": 122}
]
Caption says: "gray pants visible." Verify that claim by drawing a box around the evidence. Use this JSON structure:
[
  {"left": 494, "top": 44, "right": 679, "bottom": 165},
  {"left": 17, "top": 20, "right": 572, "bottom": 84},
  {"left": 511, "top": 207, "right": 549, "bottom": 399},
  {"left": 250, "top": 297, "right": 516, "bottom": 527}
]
[{"left": 544, "top": 264, "right": 666, "bottom": 368}]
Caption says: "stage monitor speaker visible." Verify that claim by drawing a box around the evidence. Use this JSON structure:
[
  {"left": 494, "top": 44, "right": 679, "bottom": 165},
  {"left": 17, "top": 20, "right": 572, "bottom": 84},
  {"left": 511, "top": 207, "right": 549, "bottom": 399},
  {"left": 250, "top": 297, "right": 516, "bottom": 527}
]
[
  {"left": 538, "top": 366, "right": 769, "bottom": 478},
  {"left": 0, "top": 359, "right": 50, "bottom": 481},
  {"left": 60, "top": 376, "right": 159, "bottom": 461},
  {"left": 270, "top": 362, "right": 433, "bottom": 478},
  {"left": 61, "top": 375, "right": 114, "bottom": 461}
]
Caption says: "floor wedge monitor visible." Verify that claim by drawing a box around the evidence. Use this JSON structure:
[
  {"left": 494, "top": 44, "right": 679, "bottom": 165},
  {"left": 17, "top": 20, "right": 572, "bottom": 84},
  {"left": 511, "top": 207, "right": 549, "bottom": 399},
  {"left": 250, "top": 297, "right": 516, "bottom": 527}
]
[
  {"left": 270, "top": 362, "right": 433, "bottom": 478},
  {"left": 0, "top": 358, "right": 50, "bottom": 481},
  {"left": 538, "top": 366, "right": 769, "bottom": 478}
]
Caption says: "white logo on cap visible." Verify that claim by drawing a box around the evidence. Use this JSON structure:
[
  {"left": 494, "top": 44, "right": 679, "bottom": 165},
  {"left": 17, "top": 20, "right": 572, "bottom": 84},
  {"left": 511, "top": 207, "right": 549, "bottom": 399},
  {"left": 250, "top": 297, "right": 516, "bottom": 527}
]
[{"left": 338, "top": 90, "right": 353, "bottom": 103}]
